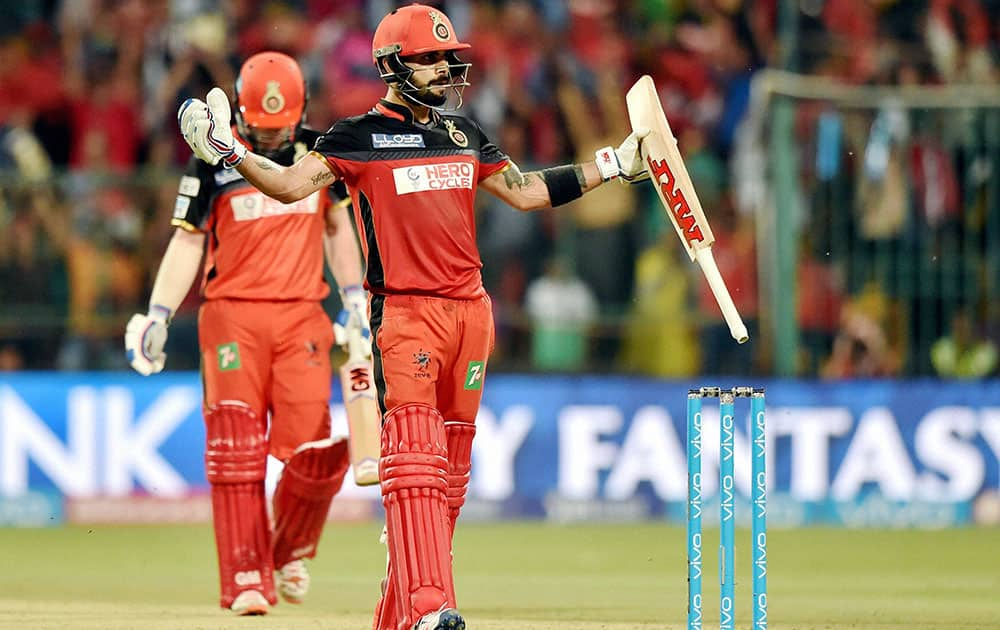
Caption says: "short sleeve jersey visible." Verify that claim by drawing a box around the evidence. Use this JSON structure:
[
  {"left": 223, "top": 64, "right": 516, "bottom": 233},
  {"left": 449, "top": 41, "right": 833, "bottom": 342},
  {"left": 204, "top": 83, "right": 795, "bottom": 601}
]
[
  {"left": 171, "top": 128, "right": 350, "bottom": 301},
  {"left": 312, "top": 100, "right": 509, "bottom": 299}
]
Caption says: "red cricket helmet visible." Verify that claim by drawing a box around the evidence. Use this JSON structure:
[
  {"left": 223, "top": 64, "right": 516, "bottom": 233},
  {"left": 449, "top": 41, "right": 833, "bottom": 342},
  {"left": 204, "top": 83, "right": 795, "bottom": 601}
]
[
  {"left": 234, "top": 51, "right": 307, "bottom": 154},
  {"left": 372, "top": 3, "right": 470, "bottom": 59},
  {"left": 372, "top": 4, "right": 471, "bottom": 111}
]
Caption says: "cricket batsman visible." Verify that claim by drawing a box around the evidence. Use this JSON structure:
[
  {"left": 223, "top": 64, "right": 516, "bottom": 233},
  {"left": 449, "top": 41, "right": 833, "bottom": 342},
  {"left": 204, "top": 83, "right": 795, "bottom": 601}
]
[
  {"left": 176, "top": 4, "right": 648, "bottom": 628},
  {"left": 125, "top": 51, "right": 370, "bottom": 615}
]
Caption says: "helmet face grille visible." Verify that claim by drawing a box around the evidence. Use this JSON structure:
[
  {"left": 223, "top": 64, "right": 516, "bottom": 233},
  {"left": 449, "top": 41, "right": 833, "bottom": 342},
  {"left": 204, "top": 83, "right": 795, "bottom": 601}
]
[{"left": 377, "top": 52, "right": 471, "bottom": 112}]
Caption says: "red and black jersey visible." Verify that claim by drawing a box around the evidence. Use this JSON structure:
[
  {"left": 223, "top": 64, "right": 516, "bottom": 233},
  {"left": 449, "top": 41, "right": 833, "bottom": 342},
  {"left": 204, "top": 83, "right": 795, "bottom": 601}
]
[
  {"left": 171, "top": 127, "right": 350, "bottom": 302},
  {"left": 312, "top": 100, "right": 509, "bottom": 300}
]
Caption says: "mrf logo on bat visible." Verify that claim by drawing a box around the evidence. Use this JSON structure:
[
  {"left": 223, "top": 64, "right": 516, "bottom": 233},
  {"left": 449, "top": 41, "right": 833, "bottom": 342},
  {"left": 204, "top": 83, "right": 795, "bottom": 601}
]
[{"left": 646, "top": 156, "right": 705, "bottom": 246}]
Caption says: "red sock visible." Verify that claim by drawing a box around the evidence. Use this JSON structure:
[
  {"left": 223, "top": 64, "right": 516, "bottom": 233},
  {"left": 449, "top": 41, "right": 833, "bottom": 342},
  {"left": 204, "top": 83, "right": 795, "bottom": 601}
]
[{"left": 445, "top": 421, "right": 475, "bottom": 533}]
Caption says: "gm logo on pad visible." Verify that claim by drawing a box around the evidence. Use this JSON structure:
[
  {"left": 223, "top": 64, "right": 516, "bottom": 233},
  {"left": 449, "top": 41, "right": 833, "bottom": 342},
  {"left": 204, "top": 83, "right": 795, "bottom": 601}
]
[{"left": 372, "top": 133, "right": 425, "bottom": 149}]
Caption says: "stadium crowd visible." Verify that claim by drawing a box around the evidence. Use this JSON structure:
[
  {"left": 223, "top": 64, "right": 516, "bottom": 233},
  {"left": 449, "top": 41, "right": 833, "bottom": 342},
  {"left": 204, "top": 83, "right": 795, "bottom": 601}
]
[{"left": 0, "top": 0, "right": 998, "bottom": 377}]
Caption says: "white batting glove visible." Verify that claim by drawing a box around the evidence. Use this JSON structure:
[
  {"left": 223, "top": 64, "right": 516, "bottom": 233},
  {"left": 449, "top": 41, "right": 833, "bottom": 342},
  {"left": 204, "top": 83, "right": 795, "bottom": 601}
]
[
  {"left": 333, "top": 284, "right": 371, "bottom": 358},
  {"left": 125, "top": 305, "right": 171, "bottom": 376},
  {"left": 595, "top": 127, "right": 650, "bottom": 183},
  {"left": 177, "top": 87, "right": 246, "bottom": 168}
]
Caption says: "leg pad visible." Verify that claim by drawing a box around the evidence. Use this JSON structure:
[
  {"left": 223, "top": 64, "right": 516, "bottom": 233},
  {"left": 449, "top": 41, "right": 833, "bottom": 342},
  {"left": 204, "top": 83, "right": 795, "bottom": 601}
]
[
  {"left": 204, "top": 402, "right": 275, "bottom": 607},
  {"left": 380, "top": 404, "right": 453, "bottom": 629},
  {"left": 272, "top": 437, "right": 350, "bottom": 568}
]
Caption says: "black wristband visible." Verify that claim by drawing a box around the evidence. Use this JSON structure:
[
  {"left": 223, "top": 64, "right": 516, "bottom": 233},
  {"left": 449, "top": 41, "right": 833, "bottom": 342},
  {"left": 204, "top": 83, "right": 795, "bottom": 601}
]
[{"left": 542, "top": 165, "right": 584, "bottom": 207}]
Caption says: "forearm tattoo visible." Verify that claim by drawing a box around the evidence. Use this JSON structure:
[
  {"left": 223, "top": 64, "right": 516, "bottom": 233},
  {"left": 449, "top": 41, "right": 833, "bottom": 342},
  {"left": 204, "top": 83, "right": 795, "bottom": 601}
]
[
  {"left": 254, "top": 158, "right": 277, "bottom": 170},
  {"left": 310, "top": 170, "right": 334, "bottom": 186},
  {"left": 502, "top": 162, "right": 537, "bottom": 191},
  {"left": 574, "top": 164, "right": 587, "bottom": 189}
]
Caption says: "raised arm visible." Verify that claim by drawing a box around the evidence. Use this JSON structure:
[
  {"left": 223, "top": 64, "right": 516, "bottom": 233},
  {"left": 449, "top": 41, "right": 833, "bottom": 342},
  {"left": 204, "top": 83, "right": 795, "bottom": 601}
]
[
  {"left": 480, "top": 160, "right": 604, "bottom": 211},
  {"left": 481, "top": 127, "right": 650, "bottom": 211},
  {"left": 178, "top": 87, "right": 335, "bottom": 203},
  {"left": 237, "top": 151, "right": 335, "bottom": 204}
]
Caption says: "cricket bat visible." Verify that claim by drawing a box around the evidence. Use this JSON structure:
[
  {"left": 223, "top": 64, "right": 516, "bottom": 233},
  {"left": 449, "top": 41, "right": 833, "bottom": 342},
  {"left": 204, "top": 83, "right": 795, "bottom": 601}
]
[
  {"left": 339, "top": 327, "right": 380, "bottom": 485},
  {"left": 625, "top": 74, "right": 749, "bottom": 344}
]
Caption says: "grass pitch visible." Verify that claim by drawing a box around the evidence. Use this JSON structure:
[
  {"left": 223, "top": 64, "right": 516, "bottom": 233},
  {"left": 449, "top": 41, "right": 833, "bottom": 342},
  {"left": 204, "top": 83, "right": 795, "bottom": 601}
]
[{"left": 0, "top": 522, "right": 997, "bottom": 629}]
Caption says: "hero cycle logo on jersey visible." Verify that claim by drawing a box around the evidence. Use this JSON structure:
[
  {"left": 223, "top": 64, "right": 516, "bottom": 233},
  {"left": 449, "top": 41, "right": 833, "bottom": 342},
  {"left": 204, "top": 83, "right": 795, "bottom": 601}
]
[
  {"left": 231, "top": 190, "right": 320, "bottom": 221},
  {"left": 393, "top": 161, "right": 474, "bottom": 195},
  {"left": 372, "top": 133, "right": 425, "bottom": 149}
]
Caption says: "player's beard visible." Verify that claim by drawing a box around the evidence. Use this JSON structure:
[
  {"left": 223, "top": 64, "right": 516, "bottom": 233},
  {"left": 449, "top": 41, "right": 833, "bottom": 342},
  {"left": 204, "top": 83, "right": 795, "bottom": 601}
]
[{"left": 414, "top": 80, "right": 449, "bottom": 107}]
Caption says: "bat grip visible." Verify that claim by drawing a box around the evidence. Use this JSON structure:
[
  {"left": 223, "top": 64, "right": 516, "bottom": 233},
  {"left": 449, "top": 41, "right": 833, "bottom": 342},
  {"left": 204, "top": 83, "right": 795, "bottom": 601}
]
[
  {"left": 694, "top": 248, "right": 749, "bottom": 344},
  {"left": 346, "top": 325, "right": 366, "bottom": 361}
]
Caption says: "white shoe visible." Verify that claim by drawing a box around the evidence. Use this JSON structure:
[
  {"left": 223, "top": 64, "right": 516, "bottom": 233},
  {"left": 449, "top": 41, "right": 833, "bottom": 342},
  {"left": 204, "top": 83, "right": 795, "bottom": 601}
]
[
  {"left": 413, "top": 608, "right": 465, "bottom": 630},
  {"left": 230, "top": 589, "right": 269, "bottom": 615},
  {"left": 277, "top": 559, "right": 310, "bottom": 604}
]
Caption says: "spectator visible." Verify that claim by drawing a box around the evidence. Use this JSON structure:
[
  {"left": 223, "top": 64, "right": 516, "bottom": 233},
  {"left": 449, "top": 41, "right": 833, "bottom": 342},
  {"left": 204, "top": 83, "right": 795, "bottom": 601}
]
[
  {"left": 619, "top": 228, "right": 701, "bottom": 378},
  {"left": 524, "top": 256, "right": 599, "bottom": 372},
  {"left": 821, "top": 284, "right": 901, "bottom": 379},
  {"left": 555, "top": 64, "right": 642, "bottom": 365}
]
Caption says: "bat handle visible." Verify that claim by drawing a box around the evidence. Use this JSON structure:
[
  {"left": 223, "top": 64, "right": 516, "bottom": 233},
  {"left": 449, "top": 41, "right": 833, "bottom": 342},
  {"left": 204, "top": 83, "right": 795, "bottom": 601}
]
[
  {"left": 346, "top": 325, "right": 364, "bottom": 361},
  {"left": 694, "top": 248, "right": 749, "bottom": 344}
]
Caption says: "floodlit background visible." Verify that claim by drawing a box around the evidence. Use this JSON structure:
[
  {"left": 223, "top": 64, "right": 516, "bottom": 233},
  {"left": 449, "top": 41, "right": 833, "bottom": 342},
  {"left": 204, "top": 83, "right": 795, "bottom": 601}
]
[{"left": 0, "top": 1, "right": 998, "bottom": 628}]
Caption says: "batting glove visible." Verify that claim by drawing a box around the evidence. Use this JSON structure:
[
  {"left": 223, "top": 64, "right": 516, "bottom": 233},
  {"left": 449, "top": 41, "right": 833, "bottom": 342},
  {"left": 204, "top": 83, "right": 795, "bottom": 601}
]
[
  {"left": 177, "top": 87, "right": 246, "bottom": 168},
  {"left": 334, "top": 284, "right": 371, "bottom": 358},
  {"left": 125, "top": 304, "right": 171, "bottom": 376},
  {"left": 595, "top": 127, "right": 650, "bottom": 183}
]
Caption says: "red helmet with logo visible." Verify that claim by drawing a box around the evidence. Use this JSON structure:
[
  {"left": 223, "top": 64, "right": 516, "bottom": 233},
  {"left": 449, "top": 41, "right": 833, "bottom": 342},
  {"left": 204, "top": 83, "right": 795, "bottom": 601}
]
[
  {"left": 372, "top": 3, "right": 470, "bottom": 59},
  {"left": 372, "top": 4, "right": 471, "bottom": 110},
  {"left": 234, "top": 51, "right": 306, "bottom": 154}
]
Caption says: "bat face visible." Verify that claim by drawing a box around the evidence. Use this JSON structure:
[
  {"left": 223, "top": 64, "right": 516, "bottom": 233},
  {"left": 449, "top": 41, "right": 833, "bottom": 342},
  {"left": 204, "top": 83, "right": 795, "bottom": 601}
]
[
  {"left": 340, "top": 357, "right": 380, "bottom": 486},
  {"left": 645, "top": 155, "right": 707, "bottom": 247},
  {"left": 626, "top": 74, "right": 714, "bottom": 260},
  {"left": 626, "top": 74, "right": 748, "bottom": 344}
]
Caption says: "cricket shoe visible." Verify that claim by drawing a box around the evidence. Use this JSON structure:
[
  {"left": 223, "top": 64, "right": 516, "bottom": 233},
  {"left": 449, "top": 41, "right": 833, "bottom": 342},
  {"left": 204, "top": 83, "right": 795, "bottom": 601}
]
[
  {"left": 276, "top": 559, "right": 310, "bottom": 604},
  {"left": 413, "top": 608, "right": 465, "bottom": 630},
  {"left": 230, "top": 589, "right": 269, "bottom": 615}
]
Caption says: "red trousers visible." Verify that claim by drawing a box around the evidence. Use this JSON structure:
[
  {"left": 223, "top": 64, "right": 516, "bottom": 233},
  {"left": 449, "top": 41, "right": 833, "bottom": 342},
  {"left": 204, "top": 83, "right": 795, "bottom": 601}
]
[
  {"left": 199, "top": 299, "right": 333, "bottom": 461},
  {"left": 371, "top": 294, "right": 494, "bottom": 421}
]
